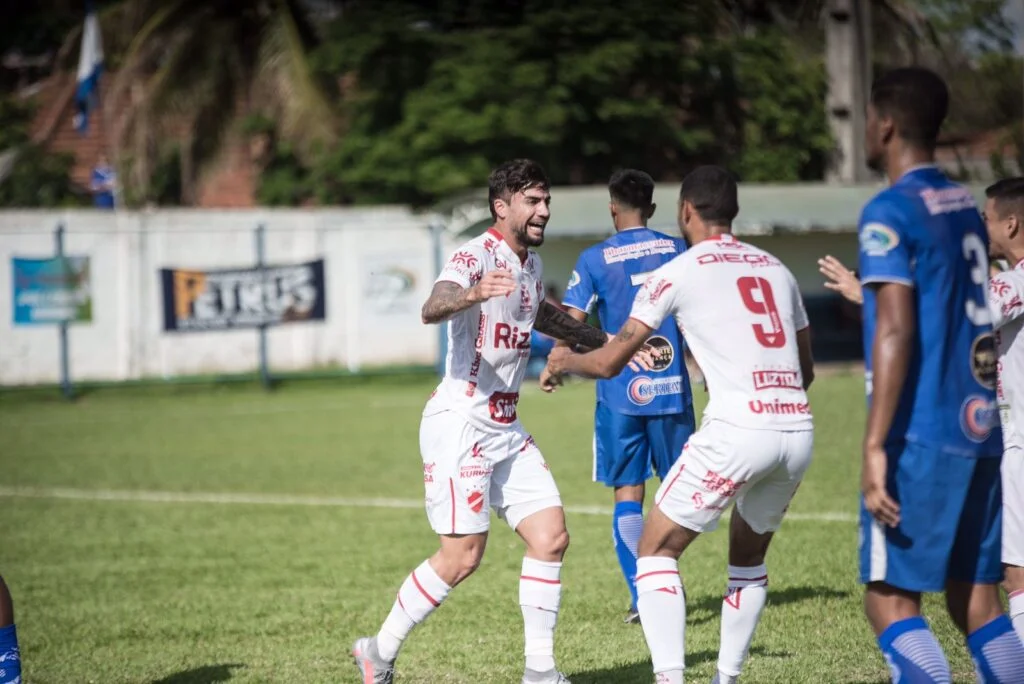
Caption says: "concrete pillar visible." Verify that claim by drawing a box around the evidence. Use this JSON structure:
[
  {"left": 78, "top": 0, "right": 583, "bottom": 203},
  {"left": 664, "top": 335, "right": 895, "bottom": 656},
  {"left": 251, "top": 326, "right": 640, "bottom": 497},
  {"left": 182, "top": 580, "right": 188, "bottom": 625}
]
[{"left": 826, "top": 0, "right": 873, "bottom": 183}]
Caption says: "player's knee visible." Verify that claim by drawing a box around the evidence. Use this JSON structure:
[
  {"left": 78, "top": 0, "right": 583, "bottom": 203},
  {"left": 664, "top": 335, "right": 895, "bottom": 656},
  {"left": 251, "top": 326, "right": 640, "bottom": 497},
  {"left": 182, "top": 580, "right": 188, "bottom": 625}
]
[
  {"left": 529, "top": 526, "right": 570, "bottom": 560},
  {"left": 1003, "top": 565, "right": 1024, "bottom": 595}
]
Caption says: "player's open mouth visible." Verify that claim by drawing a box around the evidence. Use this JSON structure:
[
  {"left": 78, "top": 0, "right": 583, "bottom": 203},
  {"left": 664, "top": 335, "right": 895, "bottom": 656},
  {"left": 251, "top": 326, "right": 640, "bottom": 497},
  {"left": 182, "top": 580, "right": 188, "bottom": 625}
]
[{"left": 527, "top": 222, "right": 546, "bottom": 231}]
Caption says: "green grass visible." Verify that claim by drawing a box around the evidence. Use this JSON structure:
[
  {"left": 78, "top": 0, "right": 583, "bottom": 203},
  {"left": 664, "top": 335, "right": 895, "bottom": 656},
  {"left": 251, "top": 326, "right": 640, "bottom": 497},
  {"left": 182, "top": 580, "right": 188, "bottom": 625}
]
[{"left": 0, "top": 373, "right": 986, "bottom": 683}]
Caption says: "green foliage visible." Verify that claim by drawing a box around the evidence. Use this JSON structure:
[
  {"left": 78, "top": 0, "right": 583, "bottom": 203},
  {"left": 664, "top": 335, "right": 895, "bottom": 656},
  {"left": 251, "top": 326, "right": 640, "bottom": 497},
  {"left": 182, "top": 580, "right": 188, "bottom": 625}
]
[
  {"left": 732, "top": 32, "right": 833, "bottom": 182},
  {"left": 0, "top": 145, "right": 84, "bottom": 208},
  {"left": 256, "top": 144, "right": 314, "bottom": 207},
  {"left": 309, "top": 0, "right": 834, "bottom": 206},
  {"left": 0, "top": 97, "right": 34, "bottom": 150}
]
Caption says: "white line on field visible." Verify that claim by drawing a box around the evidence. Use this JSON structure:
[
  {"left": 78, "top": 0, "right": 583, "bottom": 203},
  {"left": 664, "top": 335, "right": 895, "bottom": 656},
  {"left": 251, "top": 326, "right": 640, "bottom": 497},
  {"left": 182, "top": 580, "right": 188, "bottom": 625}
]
[{"left": 0, "top": 486, "right": 856, "bottom": 523}]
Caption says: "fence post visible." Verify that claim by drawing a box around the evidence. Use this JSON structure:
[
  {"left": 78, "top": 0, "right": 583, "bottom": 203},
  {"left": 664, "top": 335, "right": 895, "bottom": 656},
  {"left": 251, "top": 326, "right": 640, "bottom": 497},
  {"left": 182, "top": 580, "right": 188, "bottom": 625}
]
[
  {"left": 429, "top": 217, "right": 447, "bottom": 377},
  {"left": 55, "top": 221, "right": 73, "bottom": 400},
  {"left": 255, "top": 222, "right": 272, "bottom": 390}
]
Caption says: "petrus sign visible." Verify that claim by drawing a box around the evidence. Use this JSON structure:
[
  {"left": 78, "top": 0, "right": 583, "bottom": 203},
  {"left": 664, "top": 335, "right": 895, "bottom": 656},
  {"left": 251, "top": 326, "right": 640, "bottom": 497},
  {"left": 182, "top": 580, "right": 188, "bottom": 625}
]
[{"left": 160, "top": 259, "right": 326, "bottom": 332}]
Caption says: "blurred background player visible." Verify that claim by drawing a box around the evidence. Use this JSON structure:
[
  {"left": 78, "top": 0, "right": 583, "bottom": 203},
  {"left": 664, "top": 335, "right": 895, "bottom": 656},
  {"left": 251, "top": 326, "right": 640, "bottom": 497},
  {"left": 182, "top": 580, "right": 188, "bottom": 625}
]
[
  {"left": 821, "top": 177, "right": 1024, "bottom": 645},
  {"left": 547, "top": 166, "right": 816, "bottom": 684},
  {"left": 855, "top": 66, "right": 1024, "bottom": 683},
  {"left": 0, "top": 575, "right": 20, "bottom": 684},
  {"left": 545, "top": 169, "right": 694, "bottom": 624},
  {"left": 982, "top": 178, "right": 1024, "bottom": 642},
  {"left": 351, "top": 159, "right": 607, "bottom": 684}
]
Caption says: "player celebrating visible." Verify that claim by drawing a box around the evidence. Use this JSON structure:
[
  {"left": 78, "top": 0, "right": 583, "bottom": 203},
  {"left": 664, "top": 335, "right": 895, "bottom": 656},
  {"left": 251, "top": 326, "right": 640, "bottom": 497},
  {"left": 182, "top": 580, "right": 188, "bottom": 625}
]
[
  {"left": 547, "top": 165, "right": 816, "bottom": 684},
  {"left": 982, "top": 178, "right": 1024, "bottom": 642},
  {"left": 856, "top": 67, "right": 1024, "bottom": 682},
  {"left": 351, "top": 159, "right": 607, "bottom": 684},
  {"left": 546, "top": 169, "right": 694, "bottom": 624}
]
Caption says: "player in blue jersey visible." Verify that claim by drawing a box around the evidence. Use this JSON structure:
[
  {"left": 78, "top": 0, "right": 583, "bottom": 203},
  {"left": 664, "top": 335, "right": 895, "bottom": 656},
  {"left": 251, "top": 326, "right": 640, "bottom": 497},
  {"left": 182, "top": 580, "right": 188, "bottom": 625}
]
[
  {"left": 0, "top": 575, "right": 21, "bottom": 684},
  {"left": 857, "top": 66, "right": 1024, "bottom": 683},
  {"left": 545, "top": 169, "right": 695, "bottom": 623}
]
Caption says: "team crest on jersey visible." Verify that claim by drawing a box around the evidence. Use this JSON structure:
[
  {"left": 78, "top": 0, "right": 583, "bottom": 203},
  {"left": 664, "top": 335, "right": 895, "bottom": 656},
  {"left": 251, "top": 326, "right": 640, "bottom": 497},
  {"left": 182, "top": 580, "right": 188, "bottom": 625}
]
[
  {"left": 567, "top": 270, "right": 581, "bottom": 289},
  {"left": 860, "top": 223, "right": 900, "bottom": 257},
  {"left": 970, "top": 333, "right": 997, "bottom": 390},
  {"left": 643, "top": 335, "right": 674, "bottom": 372},
  {"left": 960, "top": 395, "right": 999, "bottom": 443}
]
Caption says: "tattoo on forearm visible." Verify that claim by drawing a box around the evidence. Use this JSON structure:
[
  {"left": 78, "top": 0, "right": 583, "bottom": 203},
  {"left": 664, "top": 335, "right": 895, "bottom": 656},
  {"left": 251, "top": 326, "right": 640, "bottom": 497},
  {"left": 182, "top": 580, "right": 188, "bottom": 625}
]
[
  {"left": 614, "top": 324, "right": 638, "bottom": 343},
  {"left": 534, "top": 301, "right": 607, "bottom": 349},
  {"left": 421, "top": 282, "right": 474, "bottom": 324}
]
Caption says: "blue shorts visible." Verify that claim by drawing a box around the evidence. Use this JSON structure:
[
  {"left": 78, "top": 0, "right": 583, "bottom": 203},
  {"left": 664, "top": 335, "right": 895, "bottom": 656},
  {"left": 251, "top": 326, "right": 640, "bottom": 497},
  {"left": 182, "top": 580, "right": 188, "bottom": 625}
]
[
  {"left": 858, "top": 441, "right": 1003, "bottom": 592},
  {"left": 593, "top": 402, "right": 696, "bottom": 487}
]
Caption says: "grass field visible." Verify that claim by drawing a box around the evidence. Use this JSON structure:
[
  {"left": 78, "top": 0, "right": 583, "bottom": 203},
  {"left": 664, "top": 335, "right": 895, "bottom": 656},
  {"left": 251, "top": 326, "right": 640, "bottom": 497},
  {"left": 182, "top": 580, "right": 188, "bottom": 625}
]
[{"left": 0, "top": 372, "right": 992, "bottom": 683}]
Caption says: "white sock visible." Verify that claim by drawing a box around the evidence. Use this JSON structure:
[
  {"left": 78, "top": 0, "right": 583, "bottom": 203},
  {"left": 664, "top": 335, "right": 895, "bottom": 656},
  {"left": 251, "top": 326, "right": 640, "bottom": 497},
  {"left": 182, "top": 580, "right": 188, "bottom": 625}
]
[
  {"left": 717, "top": 564, "right": 768, "bottom": 681},
  {"left": 376, "top": 559, "right": 451, "bottom": 662},
  {"left": 520, "top": 557, "right": 562, "bottom": 673},
  {"left": 636, "top": 556, "right": 685, "bottom": 681},
  {"left": 1010, "top": 590, "right": 1024, "bottom": 643}
]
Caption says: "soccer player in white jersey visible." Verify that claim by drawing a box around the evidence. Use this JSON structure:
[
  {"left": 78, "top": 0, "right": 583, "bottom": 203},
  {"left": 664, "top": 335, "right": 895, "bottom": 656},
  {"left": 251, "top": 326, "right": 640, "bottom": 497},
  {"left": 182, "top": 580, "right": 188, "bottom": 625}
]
[
  {"left": 351, "top": 159, "right": 608, "bottom": 684},
  {"left": 980, "top": 178, "right": 1024, "bottom": 641},
  {"left": 548, "top": 166, "right": 816, "bottom": 684}
]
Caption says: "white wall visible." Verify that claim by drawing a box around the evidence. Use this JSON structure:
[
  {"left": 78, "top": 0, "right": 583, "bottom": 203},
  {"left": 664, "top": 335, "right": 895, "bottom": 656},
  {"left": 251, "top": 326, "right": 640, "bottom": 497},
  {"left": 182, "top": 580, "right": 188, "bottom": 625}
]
[{"left": 0, "top": 208, "right": 438, "bottom": 385}]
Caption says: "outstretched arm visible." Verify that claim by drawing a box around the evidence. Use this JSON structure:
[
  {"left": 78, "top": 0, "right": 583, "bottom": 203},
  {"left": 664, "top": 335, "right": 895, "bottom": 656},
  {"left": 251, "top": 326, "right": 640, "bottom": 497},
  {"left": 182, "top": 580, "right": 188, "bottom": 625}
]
[
  {"left": 547, "top": 318, "right": 653, "bottom": 379},
  {"left": 533, "top": 300, "right": 607, "bottom": 350}
]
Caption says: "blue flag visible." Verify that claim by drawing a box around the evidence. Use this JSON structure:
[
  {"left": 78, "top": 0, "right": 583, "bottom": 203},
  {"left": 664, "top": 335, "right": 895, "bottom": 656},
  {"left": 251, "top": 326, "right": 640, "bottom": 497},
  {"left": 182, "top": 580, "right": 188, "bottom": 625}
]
[{"left": 73, "top": 7, "right": 104, "bottom": 133}]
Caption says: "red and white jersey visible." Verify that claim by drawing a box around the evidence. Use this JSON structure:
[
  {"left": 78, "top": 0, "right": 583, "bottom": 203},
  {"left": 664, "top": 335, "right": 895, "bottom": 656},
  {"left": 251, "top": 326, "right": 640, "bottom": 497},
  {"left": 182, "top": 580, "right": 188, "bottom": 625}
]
[
  {"left": 629, "top": 234, "right": 813, "bottom": 431},
  {"left": 426, "top": 228, "right": 544, "bottom": 431},
  {"left": 989, "top": 260, "right": 1024, "bottom": 448}
]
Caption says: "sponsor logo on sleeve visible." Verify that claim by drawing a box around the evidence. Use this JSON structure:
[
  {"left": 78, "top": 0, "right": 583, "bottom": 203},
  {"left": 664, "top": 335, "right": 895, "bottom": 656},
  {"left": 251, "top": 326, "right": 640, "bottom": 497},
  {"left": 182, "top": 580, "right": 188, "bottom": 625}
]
[
  {"left": 859, "top": 223, "right": 900, "bottom": 257},
  {"left": 567, "top": 270, "right": 581, "bottom": 289}
]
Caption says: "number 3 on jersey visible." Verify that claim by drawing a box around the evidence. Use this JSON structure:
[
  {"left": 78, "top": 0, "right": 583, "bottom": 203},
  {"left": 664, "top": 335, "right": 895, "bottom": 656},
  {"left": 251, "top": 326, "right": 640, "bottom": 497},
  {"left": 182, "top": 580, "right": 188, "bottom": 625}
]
[
  {"left": 963, "top": 233, "right": 991, "bottom": 326},
  {"left": 737, "top": 276, "right": 786, "bottom": 348}
]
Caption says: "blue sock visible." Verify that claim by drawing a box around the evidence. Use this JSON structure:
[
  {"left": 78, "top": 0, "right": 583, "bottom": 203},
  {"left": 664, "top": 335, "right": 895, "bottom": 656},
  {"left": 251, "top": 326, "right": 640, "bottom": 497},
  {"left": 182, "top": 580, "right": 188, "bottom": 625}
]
[
  {"left": 967, "top": 614, "right": 1024, "bottom": 683},
  {"left": 877, "top": 616, "right": 951, "bottom": 683},
  {"left": 612, "top": 501, "right": 643, "bottom": 608},
  {"left": 0, "top": 624, "right": 20, "bottom": 684}
]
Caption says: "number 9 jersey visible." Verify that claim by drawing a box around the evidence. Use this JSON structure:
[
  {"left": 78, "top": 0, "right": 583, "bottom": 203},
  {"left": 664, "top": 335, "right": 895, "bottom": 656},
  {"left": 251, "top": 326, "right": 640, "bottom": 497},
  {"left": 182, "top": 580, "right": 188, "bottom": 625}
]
[
  {"left": 858, "top": 165, "right": 1002, "bottom": 458},
  {"left": 629, "top": 234, "right": 812, "bottom": 431}
]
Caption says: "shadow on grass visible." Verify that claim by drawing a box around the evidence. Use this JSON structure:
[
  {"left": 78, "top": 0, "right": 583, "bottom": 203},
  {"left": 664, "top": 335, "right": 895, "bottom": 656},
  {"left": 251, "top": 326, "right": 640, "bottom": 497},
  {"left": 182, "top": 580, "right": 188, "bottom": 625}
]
[
  {"left": 570, "top": 646, "right": 792, "bottom": 683},
  {"left": 152, "top": 663, "right": 245, "bottom": 684},
  {"left": 686, "top": 585, "right": 852, "bottom": 626}
]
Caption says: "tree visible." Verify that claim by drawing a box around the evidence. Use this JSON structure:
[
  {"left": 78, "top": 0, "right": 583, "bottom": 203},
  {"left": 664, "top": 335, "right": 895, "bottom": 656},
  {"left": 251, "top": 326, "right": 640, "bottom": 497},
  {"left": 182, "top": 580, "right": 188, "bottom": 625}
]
[
  {"left": 71, "top": 0, "right": 336, "bottom": 205},
  {"left": 309, "top": 0, "right": 834, "bottom": 206}
]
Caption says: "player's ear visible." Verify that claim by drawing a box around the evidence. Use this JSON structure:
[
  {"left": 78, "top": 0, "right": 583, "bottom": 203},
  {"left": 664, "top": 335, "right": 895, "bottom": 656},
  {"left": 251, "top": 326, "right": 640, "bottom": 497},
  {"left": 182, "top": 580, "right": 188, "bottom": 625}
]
[
  {"left": 647, "top": 203, "right": 657, "bottom": 220},
  {"left": 493, "top": 198, "right": 509, "bottom": 221},
  {"left": 878, "top": 114, "right": 895, "bottom": 145},
  {"left": 608, "top": 201, "right": 616, "bottom": 219},
  {"left": 1009, "top": 213, "right": 1020, "bottom": 238}
]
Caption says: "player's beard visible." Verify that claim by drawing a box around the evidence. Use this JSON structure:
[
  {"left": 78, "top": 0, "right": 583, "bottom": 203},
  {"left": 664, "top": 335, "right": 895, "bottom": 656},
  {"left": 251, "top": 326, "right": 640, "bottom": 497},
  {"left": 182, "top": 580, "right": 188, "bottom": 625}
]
[{"left": 514, "top": 220, "right": 546, "bottom": 247}]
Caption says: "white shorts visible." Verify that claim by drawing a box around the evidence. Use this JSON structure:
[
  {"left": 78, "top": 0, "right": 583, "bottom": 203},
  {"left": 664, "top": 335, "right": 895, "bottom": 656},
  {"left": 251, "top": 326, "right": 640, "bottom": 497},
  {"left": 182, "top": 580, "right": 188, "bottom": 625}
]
[
  {"left": 1004, "top": 441, "right": 1024, "bottom": 567},
  {"left": 420, "top": 408, "right": 562, "bottom": 535},
  {"left": 653, "top": 419, "right": 814, "bottom": 535}
]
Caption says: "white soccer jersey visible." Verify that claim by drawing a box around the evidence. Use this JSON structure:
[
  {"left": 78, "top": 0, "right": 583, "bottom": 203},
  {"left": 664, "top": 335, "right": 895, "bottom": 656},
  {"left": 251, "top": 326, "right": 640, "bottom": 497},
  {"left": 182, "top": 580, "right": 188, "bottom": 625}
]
[
  {"left": 989, "top": 260, "right": 1024, "bottom": 447},
  {"left": 629, "top": 234, "right": 813, "bottom": 431},
  {"left": 428, "top": 228, "right": 544, "bottom": 431}
]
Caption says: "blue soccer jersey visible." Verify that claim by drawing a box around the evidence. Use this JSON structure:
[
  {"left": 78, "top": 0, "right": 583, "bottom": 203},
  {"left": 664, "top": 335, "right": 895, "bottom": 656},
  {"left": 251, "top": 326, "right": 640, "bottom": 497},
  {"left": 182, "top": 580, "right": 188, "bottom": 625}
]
[
  {"left": 563, "top": 227, "right": 692, "bottom": 416},
  {"left": 859, "top": 165, "right": 1002, "bottom": 458}
]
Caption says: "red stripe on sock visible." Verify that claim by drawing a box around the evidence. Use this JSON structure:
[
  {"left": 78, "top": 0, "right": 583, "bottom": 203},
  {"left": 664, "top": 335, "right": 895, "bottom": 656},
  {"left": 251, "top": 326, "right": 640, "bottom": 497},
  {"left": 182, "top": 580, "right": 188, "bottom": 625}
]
[
  {"left": 636, "top": 569, "right": 681, "bottom": 582},
  {"left": 411, "top": 571, "right": 440, "bottom": 607},
  {"left": 520, "top": 575, "right": 561, "bottom": 584},
  {"left": 397, "top": 594, "right": 405, "bottom": 611}
]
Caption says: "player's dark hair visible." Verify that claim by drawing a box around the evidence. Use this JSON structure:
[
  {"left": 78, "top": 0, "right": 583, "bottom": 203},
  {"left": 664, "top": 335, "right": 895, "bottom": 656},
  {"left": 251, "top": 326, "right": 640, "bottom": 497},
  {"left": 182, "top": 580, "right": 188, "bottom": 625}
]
[
  {"left": 488, "top": 159, "right": 550, "bottom": 220},
  {"left": 870, "top": 67, "right": 949, "bottom": 149},
  {"left": 985, "top": 176, "right": 1024, "bottom": 218},
  {"left": 608, "top": 169, "right": 655, "bottom": 213},
  {"left": 678, "top": 165, "right": 739, "bottom": 226}
]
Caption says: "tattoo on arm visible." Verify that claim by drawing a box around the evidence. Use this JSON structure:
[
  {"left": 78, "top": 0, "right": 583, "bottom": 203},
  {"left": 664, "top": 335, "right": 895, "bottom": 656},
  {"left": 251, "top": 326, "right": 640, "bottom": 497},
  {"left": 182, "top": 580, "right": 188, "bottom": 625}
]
[
  {"left": 614, "top": 323, "right": 640, "bottom": 343},
  {"left": 421, "top": 282, "right": 475, "bottom": 324},
  {"left": 534, "top": 301, "right": 607, "bottom": 350}
]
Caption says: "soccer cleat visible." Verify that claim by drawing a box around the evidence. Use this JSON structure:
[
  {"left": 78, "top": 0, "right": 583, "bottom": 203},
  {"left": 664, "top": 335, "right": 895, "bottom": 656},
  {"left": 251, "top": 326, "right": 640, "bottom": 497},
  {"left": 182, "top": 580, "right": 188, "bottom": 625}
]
[
  {"left": 624, "top": 604, "right": 641, "bottom": 624},
  {"left": 522, "top": 668, "right": 572, "bottom": 683},
  {"left": 351, "top": 636, "right": 394, "bottom": 684}
]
